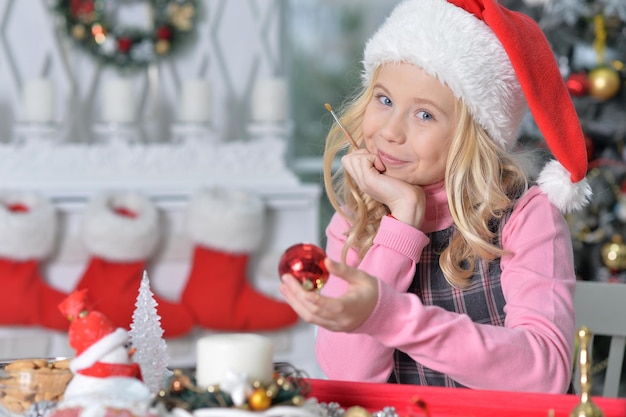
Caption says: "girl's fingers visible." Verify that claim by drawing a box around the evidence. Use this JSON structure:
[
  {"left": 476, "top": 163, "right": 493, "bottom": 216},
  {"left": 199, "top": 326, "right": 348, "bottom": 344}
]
[
  {"left": 374, "top": 155, "right": 386, "bottom": 172},
  {"left": 280, "top": 274, "right": 315, "bottom": 304},
  {"left": 282, "top": 259, "right": 378, "bottom": 332},
  {"left": 325, "top": 258, "right": 359, "bottom": 284},
  {"left": 280, "top": 275, "right": 324, "bottom": 312},
  {"left": 280, "top": 273, "right": 346, "bottom": 329}
]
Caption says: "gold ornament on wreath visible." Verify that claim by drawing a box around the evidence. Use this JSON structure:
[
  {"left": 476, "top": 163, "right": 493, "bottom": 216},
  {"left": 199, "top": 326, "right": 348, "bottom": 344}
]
[{"left": 54, "top": 0, "right": 198, "bottom": 69}]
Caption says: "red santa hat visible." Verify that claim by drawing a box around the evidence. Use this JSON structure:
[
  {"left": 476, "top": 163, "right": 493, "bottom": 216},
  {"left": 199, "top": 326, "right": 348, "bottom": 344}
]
[
  {"left": 362, "top": 0, "right": 592, "bottom": 213},
  {"left": 58, "top": 289, "right": 129, "bottom": 373}
]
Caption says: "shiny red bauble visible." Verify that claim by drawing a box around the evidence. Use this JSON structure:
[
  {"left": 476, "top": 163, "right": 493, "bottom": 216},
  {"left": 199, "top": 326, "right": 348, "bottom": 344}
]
[
  {"left": 278, "top": 243, "right": 329, "bottom": 291},
  {"left": 566, "top": 72, "right": 590, "bottom": 97}
]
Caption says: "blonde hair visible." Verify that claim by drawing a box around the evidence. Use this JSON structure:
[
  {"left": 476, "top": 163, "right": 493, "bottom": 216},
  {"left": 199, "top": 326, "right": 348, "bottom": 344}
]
[{"left": 322, "top": 69, "right": 528, "bottom": 287}]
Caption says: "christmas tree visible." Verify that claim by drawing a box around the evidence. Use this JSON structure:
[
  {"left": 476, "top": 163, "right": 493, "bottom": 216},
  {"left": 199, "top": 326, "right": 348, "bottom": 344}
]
[
  {"left": 504, "top": 0, "right": 626, "bottom": 395},
  {"left": 129, "top": 271, "right": 172, "bottom": 394},
  {"left": 504, "top": 0, "right": 626, "bottom": 283}
]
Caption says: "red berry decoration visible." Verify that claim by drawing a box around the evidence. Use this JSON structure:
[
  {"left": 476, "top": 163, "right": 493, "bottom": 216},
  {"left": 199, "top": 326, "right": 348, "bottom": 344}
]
[
  {"left": 70, "top": 0, "right": 95, "bottom": 17},
  {"left": 278, "top": 243, "right": 329, "bottom": 291},
  {"left": 156, "top": 25, "right": 173, "bottom": 40},
  {"left": 117, "top": 37, "right": 132, "bottom": 53}
]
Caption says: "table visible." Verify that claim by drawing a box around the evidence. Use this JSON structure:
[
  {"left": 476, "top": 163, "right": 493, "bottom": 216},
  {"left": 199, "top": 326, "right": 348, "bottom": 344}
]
[{"left": 309, "top": 379, "right": 626, "bottom": 417}]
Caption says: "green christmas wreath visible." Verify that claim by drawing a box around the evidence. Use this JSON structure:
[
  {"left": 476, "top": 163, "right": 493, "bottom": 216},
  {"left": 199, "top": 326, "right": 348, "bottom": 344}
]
[{"left": 54, "top": 0, "right": 198, "bottom": 69}]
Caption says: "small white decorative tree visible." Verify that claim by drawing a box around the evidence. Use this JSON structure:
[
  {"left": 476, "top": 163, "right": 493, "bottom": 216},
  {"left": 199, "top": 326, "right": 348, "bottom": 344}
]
[{"left": 129, "top": 270, "right": 172, "bottom": 394}]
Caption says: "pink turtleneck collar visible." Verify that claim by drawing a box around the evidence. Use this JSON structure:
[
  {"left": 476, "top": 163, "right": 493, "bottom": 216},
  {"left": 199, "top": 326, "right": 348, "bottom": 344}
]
[{"left": 421, "top": 180, "right": 453, "bottom": 233}]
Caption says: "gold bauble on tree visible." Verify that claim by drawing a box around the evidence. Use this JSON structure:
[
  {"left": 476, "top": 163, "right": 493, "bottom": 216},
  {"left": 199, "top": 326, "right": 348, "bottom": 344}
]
[
  {"left": 601, "top": 234, "right": 626, "bottom": 271},
  {"left": 587, "top": 66, "right": 621, "bottom": 101}
]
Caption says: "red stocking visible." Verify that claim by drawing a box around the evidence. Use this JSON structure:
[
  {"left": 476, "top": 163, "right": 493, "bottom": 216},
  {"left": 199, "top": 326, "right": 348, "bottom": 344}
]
[
  {"left": 182, "top": 188, "right": 298, "bottom": 331},
  {"left": 74, "top": 192, "right": 194, "bottom": 338},
  {"left": 0, "top": 193, "right": 68, "bottom": 330}
]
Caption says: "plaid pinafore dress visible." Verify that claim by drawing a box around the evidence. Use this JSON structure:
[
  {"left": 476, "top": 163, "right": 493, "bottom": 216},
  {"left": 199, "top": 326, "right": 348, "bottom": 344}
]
[{"left": 389, "top": 213, "right": 510, "bottom": 387}]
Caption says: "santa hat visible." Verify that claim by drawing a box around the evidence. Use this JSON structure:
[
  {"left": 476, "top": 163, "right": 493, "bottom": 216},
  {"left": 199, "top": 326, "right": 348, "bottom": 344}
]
[
  {"left": 58, "top": 289, "right": 129, "bottom": 373},
  {"left": 362, "top": 0, "right": 592, "bottom": 213}
]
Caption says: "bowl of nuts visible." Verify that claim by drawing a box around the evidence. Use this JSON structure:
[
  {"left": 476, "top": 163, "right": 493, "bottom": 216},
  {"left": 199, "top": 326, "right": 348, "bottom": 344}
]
[{"left": 0, "top": 358, "right": 73, "bottom": 417}]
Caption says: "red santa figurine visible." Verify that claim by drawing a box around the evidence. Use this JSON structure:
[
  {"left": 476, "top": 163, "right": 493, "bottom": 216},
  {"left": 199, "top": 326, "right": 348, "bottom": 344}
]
[{"left": 51, "top": 289, "right": 154, "bottom": 417}]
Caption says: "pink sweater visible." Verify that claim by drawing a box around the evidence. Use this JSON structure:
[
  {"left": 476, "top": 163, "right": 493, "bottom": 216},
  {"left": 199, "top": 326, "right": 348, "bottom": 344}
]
[{"left": 316, "top": 183, "right": 576, "bottom": 394}]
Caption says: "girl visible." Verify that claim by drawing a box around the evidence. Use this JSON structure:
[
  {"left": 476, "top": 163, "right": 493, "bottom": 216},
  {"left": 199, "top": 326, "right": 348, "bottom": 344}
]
[{"left": 280, "top": 0, "right": 591, "bottom": 394}]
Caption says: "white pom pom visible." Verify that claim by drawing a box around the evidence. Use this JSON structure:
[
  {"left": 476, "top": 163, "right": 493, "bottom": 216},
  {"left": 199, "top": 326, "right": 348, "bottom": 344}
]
[{"left": 537, "top": 160, "right": 592, "bottom": 213}]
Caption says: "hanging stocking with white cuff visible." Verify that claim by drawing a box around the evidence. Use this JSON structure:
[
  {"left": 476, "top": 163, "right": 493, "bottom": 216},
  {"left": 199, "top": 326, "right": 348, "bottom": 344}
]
[
  {"left": 181, "top": 188, "right": 298, "bottom": 331},
  {"left": 0, "top": 192, "right": 69, "bottom": 330},
  {"left": 74, "top": 192, "right": 194, "bottom": 338}
]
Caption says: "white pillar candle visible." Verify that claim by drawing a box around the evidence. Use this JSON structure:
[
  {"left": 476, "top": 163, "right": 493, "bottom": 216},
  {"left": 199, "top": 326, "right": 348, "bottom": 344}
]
[
  {"left": 196, "top": 333, "right": 274, "bottom": 387},
  {"left": 22, "top": 78, "right": 54, "bottom": 123},
  {"left": 179, "top": 79, "right": 212, "bottom": 123},
  {"left": 251, "top": 77, "right": 288, "bottom": 123},
  {"left": 103, "top": 79, "right": 136, "bottom": 123}
]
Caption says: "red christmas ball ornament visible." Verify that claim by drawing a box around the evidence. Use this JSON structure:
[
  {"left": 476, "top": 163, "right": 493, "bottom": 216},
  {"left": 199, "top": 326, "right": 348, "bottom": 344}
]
[
  {"left": 566, "top": 72, "right": 589, "bottom": 97},
  {"left": 278, "top": 243, "right": 329, "bottom": 291}
]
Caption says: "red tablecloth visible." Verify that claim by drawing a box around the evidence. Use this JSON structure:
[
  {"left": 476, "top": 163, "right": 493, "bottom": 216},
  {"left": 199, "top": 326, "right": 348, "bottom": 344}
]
[{"left": 309, "top": 379, "right": 626, "bottom": 417}]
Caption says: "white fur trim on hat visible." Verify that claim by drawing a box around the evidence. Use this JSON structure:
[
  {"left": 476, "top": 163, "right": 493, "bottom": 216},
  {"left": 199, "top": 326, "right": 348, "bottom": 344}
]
[
  {"left": 186, "top": 188, "right": 265, "bottom": 253},
  {"left": 0, "top": 192, "right": 56, "bottom": 260},
  {"left": 537, "top": 160, "right": 592, "bottom": 214},
  {"left": 362, "top": 0, "right": 526, "bottom": 150},
  {"left": 81, "top": 192, "right": 160, "bottom": 262},
  {"left": 70, "top": 328, "right": 129, "bottom": 372}
]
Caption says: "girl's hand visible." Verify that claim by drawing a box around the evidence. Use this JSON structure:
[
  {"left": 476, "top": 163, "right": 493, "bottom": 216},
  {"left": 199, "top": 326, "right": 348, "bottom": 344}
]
[
  {"left": 279, "top": 258, "right": 378, "bottom": 332},
  {"left": 341, "top": 150, "right": 426, "bottom": 228}
]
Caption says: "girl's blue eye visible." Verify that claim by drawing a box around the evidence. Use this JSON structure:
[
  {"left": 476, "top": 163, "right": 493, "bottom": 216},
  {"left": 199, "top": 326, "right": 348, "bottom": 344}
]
[
  {"left": 417, "top": 110, "right": 433, "bottom": 121},
  {"left": 376, "top": 94, "right": 392, "bottom": 106}
]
